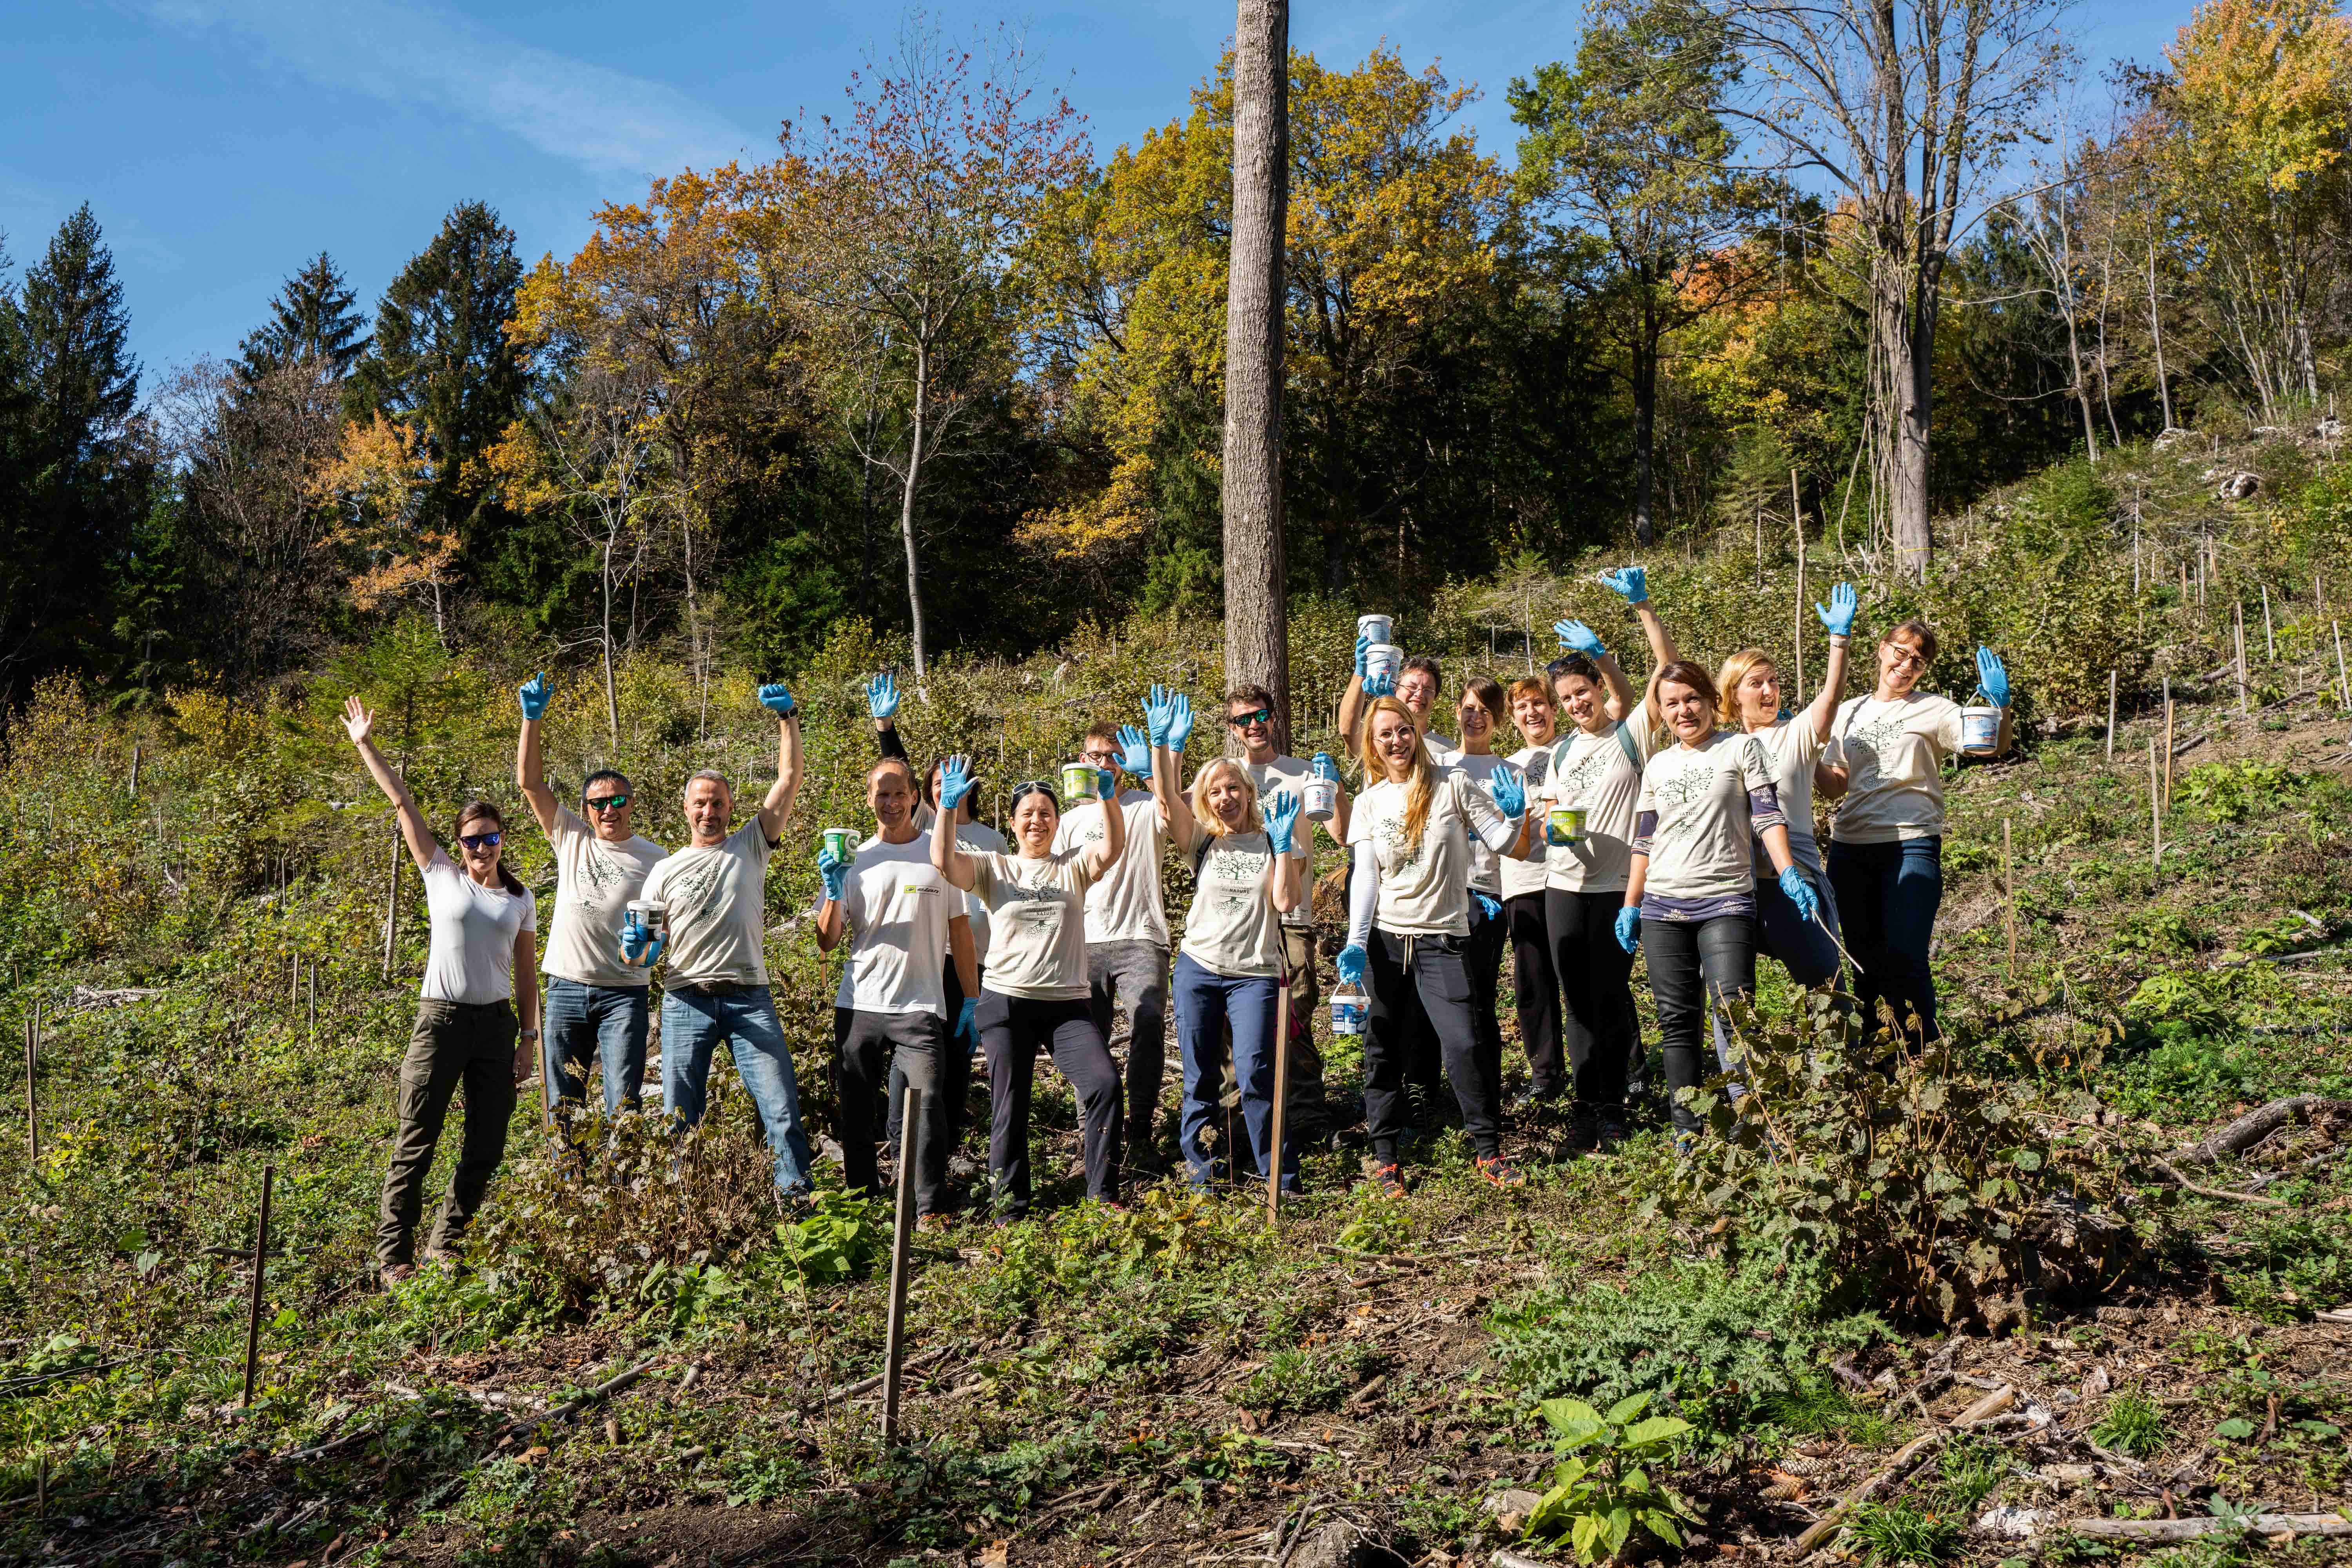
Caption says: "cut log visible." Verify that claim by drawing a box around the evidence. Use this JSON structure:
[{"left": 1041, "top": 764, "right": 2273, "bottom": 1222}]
[
  {"left": 2174, "top": 1096, "right": 2352, "bottom": 1166},
  {"left": 2066, "top": 1513, "right": 2352, "bottom": 1543}
]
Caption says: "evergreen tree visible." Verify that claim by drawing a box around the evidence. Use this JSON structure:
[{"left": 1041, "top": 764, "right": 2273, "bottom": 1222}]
[
  {"left": 235, "top": 252, "right": 367, "bottom": 383},
  {"left": 347, "top": 202, "right": 531, "bottom": 601}
]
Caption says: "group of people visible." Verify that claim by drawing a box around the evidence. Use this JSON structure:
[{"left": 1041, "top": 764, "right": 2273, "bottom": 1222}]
[{"left": 346, "top": 570, "right": 2014, "bottom": 1276}]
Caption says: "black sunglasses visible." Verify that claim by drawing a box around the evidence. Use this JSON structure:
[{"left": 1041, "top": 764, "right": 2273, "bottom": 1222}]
[
  {"left": 1227, "top": 708, "right": 1272, "bottom": 728},
  {"left": 584, "top": 793, "right": 631, "bottom": 811},
  {"left": 459, "top": 831, "right": 503, "bottom": 850}
]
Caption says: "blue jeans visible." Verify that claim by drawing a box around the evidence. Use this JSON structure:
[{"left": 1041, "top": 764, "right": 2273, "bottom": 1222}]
[
  {"left": 1826, "top": 836, "right": 1944, "bottom": 1050},
  {"left": 543, "top": 978, "right": 650, "bottom": 1114},
  {"left": 1171, "top": 953, "right": 1297, "bottom": 1190},
  {"left": 660, "top": 984, "right": 813, "bottom": 1197}
]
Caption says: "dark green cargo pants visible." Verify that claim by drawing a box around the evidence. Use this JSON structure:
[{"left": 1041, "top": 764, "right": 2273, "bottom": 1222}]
[{"left": 377, "top": 998, "right": 519, "bottom": 1268}]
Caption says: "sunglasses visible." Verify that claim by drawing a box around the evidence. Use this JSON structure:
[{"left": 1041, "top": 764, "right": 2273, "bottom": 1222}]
[
  {"left": 1008, "top": 780, "right": 1062, "bottom": 809},
  {"left": 584, "top": 794, "right": 631, "bottom": 811},
  {"left": 459, "top": 831, "right": 503, "bottom": 850},
  {"left": 1226, "top": 708, "right": 1272, "bottom": 728}
]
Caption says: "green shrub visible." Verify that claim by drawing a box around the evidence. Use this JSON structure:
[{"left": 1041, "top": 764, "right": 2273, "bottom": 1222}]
[{"left": 1521, "top": 1391, "right": 1702, "bottom": 1566}]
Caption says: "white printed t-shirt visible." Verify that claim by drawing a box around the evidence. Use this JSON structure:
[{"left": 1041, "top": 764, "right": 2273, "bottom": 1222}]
[
  {"left": 1346, "top": 770, "right": 1516, "bottom": 937},
  {"left": 1181, "top": 831, "right": 1283, "bottom": 979},
  {"left": 1501, "top": 744, "right": 1553, "bottom": 899},
  {"left": 641, "top": 818, "right": 775, "bottom": 987},
  {"left": 1633, "top": 730, "right": 1784, "bottom": 909},
  {"left": 1539, "top": 718, "right": 1659, "bottom": 894},
  {"left": 420, "top": 852, "right": 538, "bottom": 1005},
  {"left": 1749, "top": 720, "right": 1829, "bottom": 875},
  {"left": 1822, "top": 693, "right": 1966, "bottom": 844},
  {"left": 1053, "top": 789, "right": 1168, "bottom": 947},
  {"left": 1445, "top": 751, "right": 1520, "bottom": 896},
  {"left": 542, "top": 807, "right": 666, "bottom": 989},
  {"left": 969, "top": 849, "right": 1100, "bottom": 1001},
  {"left": 839, "top": 833, "right": 955, "bottom": 1016}
]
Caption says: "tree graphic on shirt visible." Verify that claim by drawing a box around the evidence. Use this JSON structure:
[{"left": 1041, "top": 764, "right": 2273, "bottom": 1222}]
[
  {"left": 1844, "top": 707, "right": 1911, "bottom": 793},
  {"left": 1649, "top": 755, "right": 1720, "bottom": 852},
  {"left": 659, "top": 850, "right": 731, "bottom": 933}
]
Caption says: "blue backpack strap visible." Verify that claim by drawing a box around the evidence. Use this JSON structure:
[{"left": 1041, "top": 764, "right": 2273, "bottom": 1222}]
[{"left": 1614, "top": 717, "right": 1642, "bottom": 772}]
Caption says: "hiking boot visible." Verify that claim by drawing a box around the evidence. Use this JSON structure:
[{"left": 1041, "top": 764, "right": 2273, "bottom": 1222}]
[
  {"left": 1553, "top": 1102, "right": 1601, "bottom": 1157},
  {"left": 377, "top": 1262, "right": 416, "bottom": 1289},
  {"left": 1476, "top": 1155, "right": 1526, "bottom": 1189},
  {"left": 1368, "top": 1162, "right": 1409, "bottom": 1200},
  {"left": 1595, "top": 1106, "right": 1630, "bottom": 1150}
]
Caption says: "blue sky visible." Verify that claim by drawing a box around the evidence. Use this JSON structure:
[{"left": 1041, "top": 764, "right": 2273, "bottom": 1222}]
[{"left": 5, "top": 0, "right": 2199, "bottom": 381}]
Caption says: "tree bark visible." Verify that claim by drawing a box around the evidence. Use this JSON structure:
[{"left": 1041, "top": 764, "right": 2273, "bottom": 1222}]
[
  {"left": 900, "top": 343, "right": 933, "bottom": 681},
  {"left": 1886, "top": 265, "right": 1936, "bottom": 581},
  {"left": 1223, "top": 0, "right": 1292, "bottom": 754},
  {"left": 2147, "top": 240, "right": 2175, "bottom": 430},
  {"left": 1631, "top": 278, "right": 1659, "bottom": 547}
]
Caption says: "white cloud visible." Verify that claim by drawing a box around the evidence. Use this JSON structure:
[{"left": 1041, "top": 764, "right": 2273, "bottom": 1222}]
[{"left": 151, "top": 0, "right": 754, "bottom": 178}]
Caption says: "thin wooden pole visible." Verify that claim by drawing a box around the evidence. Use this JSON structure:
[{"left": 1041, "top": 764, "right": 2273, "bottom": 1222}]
[
  {"left": 2162, "top": 687, "right": 2176, "bottom": 809},
  {"left": 2261, "top": 584, "right": 2274, "bottom": 659},
  {"left": 128, "top": 742, "right": 139, "bottom": 795},
  {"left": 240, "top": 1163, "right": 276, "bottom": 1408},
  {"left": 23, "top": 1013, "right": 34, "bottom": 1163},
  {"left": 2148, "top": 740, "right": 2163, "bottom": 867},
  {"left": 1267, "top": 974, "right": 1292, "bottom": 1226},
  {"left": 1793, "top": 468, "right": 1807, "bottom": 705},
  {"left": 2002, "top": 818, "right": 2019, "bottom": 982},
  {"left": 2335, "top": 621, "right": 2349, "bottom": 707},
  {"left": 880, "top": 1083, "right": 919, "bottom": 1445},
  {"left": 2234, "top": 602, "right": 2249, "bottom": 715},
  {"left": 380, "top": 831, "right": 401, "bottom": 980},
  {"left": 307, "top": 964, "right": 316, "bottom": 1041},
  {"left": 2105, "top": 670, "right": 2118, "bottom": 762}
]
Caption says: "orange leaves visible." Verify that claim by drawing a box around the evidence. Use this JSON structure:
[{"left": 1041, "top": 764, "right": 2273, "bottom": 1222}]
[{"left": 310, "top": 414, "right": 457, "bottom": 617}]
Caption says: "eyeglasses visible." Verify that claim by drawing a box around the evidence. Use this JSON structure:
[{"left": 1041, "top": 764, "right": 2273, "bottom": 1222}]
[
  {"left": 584, "top": 794, "right": 631, "bottom": 811},
  {"left": 1083, "top": 749, "right": 1120, "bottom": 765},
  {"left": 1226, "top": 708, "right": 1272, "bottom": 729},
  {"left": 459, "top": 831, "right": 503, "bottom": 850},
  {"left": 1884, "top": 646, "right": 1928, "bottom": 670}
]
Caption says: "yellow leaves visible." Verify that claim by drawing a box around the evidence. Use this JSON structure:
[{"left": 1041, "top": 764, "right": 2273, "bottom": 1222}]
[
  {"left": 310, "top": 414, "right": 458, "bottom": 615},
  {"left": 2165, "top": 0, "right": 2352, "bottom": 193}
]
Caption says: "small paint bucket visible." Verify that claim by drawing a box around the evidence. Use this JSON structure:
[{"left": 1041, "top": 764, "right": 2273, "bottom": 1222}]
[
  {"left": 1060, "top": 761, "right": 1098, "bottom": 804},
  {"left": 1546, "top": 806, "right": 1588, "bottom": 846},
  {"left": 1364, "top": 642, "right": 1402, "bottom": 685},
  {"left": 821, "top": 828, "right": 859, "bottom": 862},
  {"left": 1357, "top": 613, "right": 1394, "bottom": 648},
  {"left": 625, "top": 898, "right": 667, "bottom": 941},
  {"left": 1330, "top": 986, "right": 1367, "bottom": 1037},
  {"left": 1302, "top": 777, "right": 1338, "bottom": 822},
  {"left": 1959, "top": 705, "right": 2002, "bottom": 756}
]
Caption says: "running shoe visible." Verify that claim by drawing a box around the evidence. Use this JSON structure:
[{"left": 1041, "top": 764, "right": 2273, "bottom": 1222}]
[
  {"left": 1369, "top": 1162, "right": 1409, "bottom": 1200},
  {"left": 1477, "top": 1155, "right": 1526, "bottom": 1189}
]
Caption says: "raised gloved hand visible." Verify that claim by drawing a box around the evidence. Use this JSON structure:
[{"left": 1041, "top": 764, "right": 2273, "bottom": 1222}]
[
  {"left": 518, "top": 670, "right": 551, "bottom": 721},
  {"left": 1145, "top": 686, "right": 1174, "bottom": 748},
  {"left": 818, "top": 848, "right": 850, "bottom": 902},
  {"left": 1779, "top": 865, "right": 1821, "bottom": 925},
  {"left": 1554, "top": 619, "right": 1607, "bottom": 659},
  {"left": 1336, "top": 943, "right": 1368, "bottom": 987},
  {"left": 1354, "top": 629, "right": 1373, "bottom": 679},
  {"left": 1815, "top": 582, "right": 1858, "bottom": 638},
  {"left": 758, "top": 682, "right": 796, "bottom": 717},
  {"left": 1096, "top": 766, "right": 1117, "bottom": 801},
  {"left": 866, "top": 671, "right": 900, "bottom": 721},
  {"left": 956, "top": 996, "right": 979, "bottom": 1045},
  {"left": 1117, "top": 724, "right": 1153, "bottom": 779},
  {"left": 1164, "top": 691, "right": 1196, "bottom": 751},
  {"left": 1363, "top": 668, "right": 1397, "bottom": 699},
  {"left": 1975, "top": 646, "right": 2011, "bottom": 708},
  {"left": 1474, "top": 891, "right": 1502, "bottom": 922},
  {"left": 938, "top": 754, "right": 975, "bottom": 811},
  {"left": 1613, "top": 906, "right": 1642, "bottom": 953},
  {"left": 1489, "top": 763, "right": 1527, "bottom": 820},
  {"left": 1312, "top": 751, "right": 1340, "bottom": 782},
  {"left": 1261, "top": 789, "right": 1301, "bottom": 855},
  {"left": 1599, "top": 566, "right": 1649, "bottom": 605}
]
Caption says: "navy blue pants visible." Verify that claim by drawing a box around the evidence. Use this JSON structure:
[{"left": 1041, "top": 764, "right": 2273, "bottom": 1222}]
[{"left": 1826, "top": 836, "right": 1944, "bottom": 1050}]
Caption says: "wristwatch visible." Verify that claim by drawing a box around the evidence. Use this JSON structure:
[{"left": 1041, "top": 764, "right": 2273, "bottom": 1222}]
[{"left": 520, "top": 1028, "right": 541, "bottom": 1041}]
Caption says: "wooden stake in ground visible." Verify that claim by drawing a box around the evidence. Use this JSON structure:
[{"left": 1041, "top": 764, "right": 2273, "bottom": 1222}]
[
  {"left": 2162, "top": 688, "right": 2176, "bottom": 809},
  {"left": 2262, "top": 583, "right": 2275, "bottom": 659},
  {"left": 2148, "top": 740, "right": 2163, "bottom": 867},
  {"left": 307, "top": 964, "right": 315, "bottom": 1041},
  {"left": 23, "top": 1012, "right": 34, "bottom": 1163},
  {"left": 240, "top": 1163, "right": 276, "bottom": 1408},
  {"left": 2105, "top": 669, "right": 2117, "bottom": 762},
  {"left": 2335, "top": 620, "right": 2349, "bottom": 707},
  {"left": 380, "top": 829, "right": 401, "bottom": 980},
  {"left": 2003, "top": 818, "right": 2019, "bottom": 982},
  {"left": 880, "top": 1083, "right": 920, "bottom": 1446},
  {"left": 1266, "top": 974, "right": 1292, "bottom": 1226},
  {"left": 2234, "top": 601, "right": 2249, "bottom": 714},
  {"left": 128, "top": 742, "right": 138, "bottom": 795}
]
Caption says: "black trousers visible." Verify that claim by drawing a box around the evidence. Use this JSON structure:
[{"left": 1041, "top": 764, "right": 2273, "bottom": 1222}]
[
  {"left": 885, "top": 960, "right": 976, "bottom": 1149},
  {"left": 1504, "top": 891, "right": 1566, "bottom": 1095},
  {"left": 1466, "top": 897, "right": 1508, "bottom": 1096},
  {"left": 1641, "top": 913, "right": 1757, "bottom": 1133},
  {"left": 979, "top": 992, "right": 1123, "bottom": 1216},
  {"left": 839, "top": 1009, "right": 954, "bottom": 1216},
  {"left": 1546, "top": 887, "right": 1640, "bottom": 1107},
  {"left": 1362, "top": 928, "right": 1503, "bottom": 1163}
]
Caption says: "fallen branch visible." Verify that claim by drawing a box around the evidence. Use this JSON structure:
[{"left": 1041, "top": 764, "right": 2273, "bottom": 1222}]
[
  {"left": 494, "top": 1357, "right": 661, "bottom": 1440},
  {"left": 1788, "top": 1387, "right": 2015, "bottom": 1556},
  {"left": 811, "top": 1346, "right": 946, "bottom": 1408},
  {"left": 2149, "top": 1158, "right": 2292, "bottom": 1209},
  {"left": 2063, "top": 1513, "right": 2352, "bottom": 1543}
]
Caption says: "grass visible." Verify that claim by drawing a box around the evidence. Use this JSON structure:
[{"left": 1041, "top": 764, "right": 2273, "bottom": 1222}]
[{"left": 2091, "top": 1386, "right": 2171, "bottom": 1459}]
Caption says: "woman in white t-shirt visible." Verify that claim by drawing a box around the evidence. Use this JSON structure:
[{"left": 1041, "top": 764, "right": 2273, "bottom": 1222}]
[
  {"left": 1615, "top": 664, "right": 1818, "bottom": 1140},
  {"left": 343, "top": 696, "right": 540, "bottom": 1284},
  {"left": 1158, "top": 753, "right": 1305, "bottom": 1192},
  {"left": 1338, "top": 696, "right": 1534, "bottom": 1196},
  {"left": 1501, "top": 674, "right": 1566, "bottom": 1106},
  {"left": 933, "top": 753, "right": 1128, "bottom": 1218},
  {"left": 1445, "top": 675, "right": 1519, "bottom": 1112},
  {"left": 1818, "top": 620, "right": 2015, "bottom": 1051}
]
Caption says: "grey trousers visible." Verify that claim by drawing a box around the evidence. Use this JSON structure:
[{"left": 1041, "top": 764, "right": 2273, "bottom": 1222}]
[
  {"left": 378, "top": 998, "right": 517, "bottom": 1267},
  {"left": 1087, "top": 939, "right": 1169, "bottom": 1150}
]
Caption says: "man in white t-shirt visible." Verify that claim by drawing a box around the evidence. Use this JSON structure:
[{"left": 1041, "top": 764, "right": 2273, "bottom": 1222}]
[
  {"left": 636, "top": 683, "right": 816, "bottom": 1200},
  {"left": 515, "top": 673, "right": 668, "bottom": 1119},
  {"left": 1339, "top": 650, "right": 1461, "bottom": 766},
  {"left": 1054, "top": 720, "right": 1174, "bottom": 1167},
  {"left": 816, "top": 756, "right": 976, "bottom": 1225}
]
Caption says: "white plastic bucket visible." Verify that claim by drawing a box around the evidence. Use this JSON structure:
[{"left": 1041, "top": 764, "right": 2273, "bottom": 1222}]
[
  {"left": 821, "top": 827, "right": 859, "bottom": 862},
  {"left": 1060, "top": 761, "right": 1098, "bottom": 803},
  {"left": 1302, "top": 777, "right": 1338, "bottom": 821},
  {"left": 1363, "top": 642, "right": 1402, "bottom": 684},
  {"left": 1959, "top": 705, "right": 2002, "bottom": 756},
  {"left": 625, "top": 898, "right": 668, "bottom": 940},
  {"left": 1357, "top": 613, "right": 1394, "bottom": 648},
  {"left": 1330, "top": 986, "right": 1367, "bottom": 1036}
]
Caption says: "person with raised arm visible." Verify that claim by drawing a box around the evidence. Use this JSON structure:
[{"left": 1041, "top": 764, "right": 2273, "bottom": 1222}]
[
  {"left": 1054, "top": 710, "right": 1176, "bottom": 1171},
  {"left": 343, "top": 696, "right": 540, "bottom": 1284},
  {"left": 1339, "top": 644, "right": 1459, "bottom": 766},
  {"left": 1152, "top": 711, "right": 1307, "bottom": 1191},
  {"left": 1442, "top": 675, "right": 1521, "bottom": 1110},
  {"left": 1337, "top": 695, "right": 1535, "bottom": 1196},
  {"left": 1501, "top": 675, "right": 1565, "bottom": 1107},
  {"left": 1536, "top": 566, "right": 1680, "bottom": 1155},
  {"left": 815, "top": 755, "right": 975, "bottom": 1230},
  {"left": 1617, "top": 662, "right": 1818, "bottom": 1145},
  {"left": 933, "top": 750, "right": 1128, "bottom": 1218},
  {"left": 514, "top": 671, "right": 666, "bottom": 1117},
  {"left": 1818, "top": 624, "right": 2015, "bottom": 1051},
  {"left": 633, "top": 683, "right": 817, "bottom": 1201}
]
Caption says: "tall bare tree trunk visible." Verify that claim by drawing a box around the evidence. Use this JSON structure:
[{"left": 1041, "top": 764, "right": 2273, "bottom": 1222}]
[
  {"left": 1882, "top": 271, "right": 1935, "bottom": 581},
  {"left": 1223, "top": 0, "right": 1292, "bottom": 753},
  {"left": 1631, "top": 279, "right": 1659, "bottom": 547},
  {"left": 2147, "top": 240, "right": 2175, "bottom": 430},
  {"left": 600, "top": 529, "right": 620, "bottom": 748},
  {"left": 900, "top": 344, "right": 933, "bottom": 681}
]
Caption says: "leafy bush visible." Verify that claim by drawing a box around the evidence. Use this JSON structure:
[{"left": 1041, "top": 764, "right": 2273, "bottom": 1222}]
[
  {"left": 775, "top": 1192, "right": 888, "bottom": 1287},
  {"left": 2216, "top": 1212, "right": 2352, "bottom": 1324},
  {"left": 1653, "top": 993, "right": 2140, "bottom": 1327},
  {"left": 1521, "top": 1391, "right": 1702, "bottom": 1566},
  {"left": 2177, "top": 760, "right": 2299, "bottom": 823}
]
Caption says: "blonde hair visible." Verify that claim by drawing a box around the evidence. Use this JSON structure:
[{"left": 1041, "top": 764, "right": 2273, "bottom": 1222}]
[
  {"left": 1188, "top": 757, "right": 1260, "bottom": 838},
  {"left": 1715, "top": 648, "right": 1776, "bottom": 725},
  {"left": 1356, "top": 695, "right": 1437, "bottom": 848}
]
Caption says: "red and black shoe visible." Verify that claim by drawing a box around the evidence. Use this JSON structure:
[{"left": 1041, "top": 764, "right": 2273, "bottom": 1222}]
[
  {"left": 1368, "top": 1162, "right": 1409, "bottom": 1200},
  {"left": 1477, "top": 1155, "right": 1526, "bottom": 1189}
]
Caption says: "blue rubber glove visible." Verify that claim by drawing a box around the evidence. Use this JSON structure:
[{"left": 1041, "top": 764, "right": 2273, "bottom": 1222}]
[
  {"left": 758, "top": 682, "right": 796, "bottom": 717},
  {"left": 1145, "top": 684, "right": 1175, "bottom": 747},
  {"left": 1261, "top": 789, "right": 1301, "bottom": 855},
  {"left": 1815, "top": 582, "right": 1858, "bottom": 638},
  {"left": 1489, "top": 764, "right": 1527, "bottom": 820},
  {"left": 1165, "top": 692, "right": 1195, "bottom": 752},
  {"left": 1312, "top": 752, "right": 1340, "bottom": 782},
  {"left": 1363, "top": 668, "right": 1397, "bottom": 699},
  {"left": 1336, "top": 943, "right": 1368, "bottom": 987},
  {"left": 1354, "top": 629, "right": 1372, "bottom": 678},
  {"left": 1613, "top": 906, "right": 1642, "bottom": 953},
  {"left": 1779, "top": 865, "right": 1821, "bottom": 925},
  {"left": 938, "top": 754, "right": 975, "bottom": 810},
  {"left": 1975, "top": 647, "right": 2011, "bottom": 708},
  {"left": 1554, "top": 619, "right": 1607, "bottom": 659},
  {"left": 1474, "top": 891, "right": 1502, "bottom": 921},
  {"left": 866, "top": 672, "right": 900, "bottom": 720},
  {"left": 956, "top": 997, "right": 978, "bottom": 1044},
  {"left": 1096, "top": 766, "right": 1117, "bottom": 801},
  {"left": 1600, "top": 566, "right": 1649, "bottom": 605},
  {"left": 818, "top": 849, "right": 849, "bottom": 902},
  {"left": 621, "top": 919, "right": 665, "bottom": 969},
  {"left": 518, "top": 671, "right": 551, "bottom": 721},
  {"left": 1117, "top": 724, "right": 1153, "bottom": 779}
]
